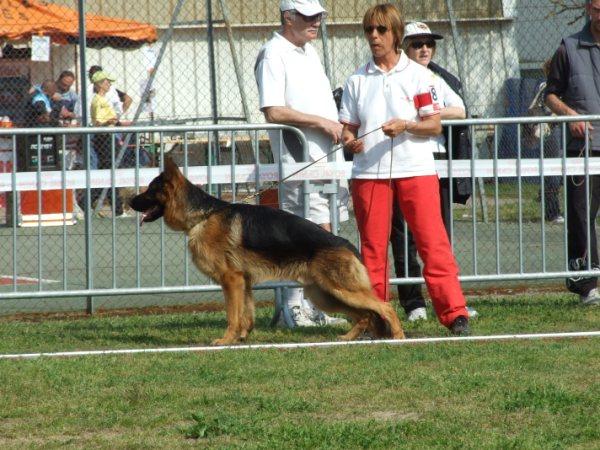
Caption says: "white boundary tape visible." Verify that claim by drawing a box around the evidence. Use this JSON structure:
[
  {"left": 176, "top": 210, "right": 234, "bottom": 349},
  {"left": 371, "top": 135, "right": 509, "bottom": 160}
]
[
  {"left": 2, "top": 158, "right": 600, "bottom": 192},
  {"left": 1, "top": 331, "right": 599, "bottom": 360}
]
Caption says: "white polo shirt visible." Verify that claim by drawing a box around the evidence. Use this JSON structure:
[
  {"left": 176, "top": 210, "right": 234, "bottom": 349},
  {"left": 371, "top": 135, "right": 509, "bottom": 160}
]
[
  {"left": 255, "top": 32, "right": 341, "bottom": 164},
  {"left": 339, "top": 52, "right": 442, "bottom": 179}
]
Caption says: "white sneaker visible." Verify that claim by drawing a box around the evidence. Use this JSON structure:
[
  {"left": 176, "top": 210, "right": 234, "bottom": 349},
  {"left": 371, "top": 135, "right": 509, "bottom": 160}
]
[
  {"left": 580, "top": 288, "right": 600, "bottom": 306},
  {"left": 279, "top": 306, "right": 321, "bottom": 328},
  {"left": 407, "top": 307, "right": 427, "bottom": 322},
  {"left": 73, "top": 203, "right": 85, "bottom": 220},
  {"left": 467, "top": 306, "right": 479, "bottom": 319}
]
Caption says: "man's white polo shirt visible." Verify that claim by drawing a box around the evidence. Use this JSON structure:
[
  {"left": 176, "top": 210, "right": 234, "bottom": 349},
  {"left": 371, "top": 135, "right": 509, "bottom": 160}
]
[
  {"left": 339, "top": 52, "right": 442, "bottom": 179},
  {"left": 255, "top": 32, "right": 340, "bottom": 164}
]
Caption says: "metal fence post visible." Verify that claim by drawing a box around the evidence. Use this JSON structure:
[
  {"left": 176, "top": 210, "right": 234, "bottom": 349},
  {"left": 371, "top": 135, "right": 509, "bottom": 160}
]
[{"left": 77, "top": 0, "right": 94, "bottom": 314}]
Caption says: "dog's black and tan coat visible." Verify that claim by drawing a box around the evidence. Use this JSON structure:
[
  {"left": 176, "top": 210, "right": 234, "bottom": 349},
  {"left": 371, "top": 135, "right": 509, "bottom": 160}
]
[{"left": 130, "top": 158, "right": 404, "bottom": 345}]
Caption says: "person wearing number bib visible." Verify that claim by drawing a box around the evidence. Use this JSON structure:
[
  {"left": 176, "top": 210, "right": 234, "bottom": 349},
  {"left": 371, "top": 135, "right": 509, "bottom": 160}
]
[{"left": 340, "top": 4, "right": 471, "bottom": 335}]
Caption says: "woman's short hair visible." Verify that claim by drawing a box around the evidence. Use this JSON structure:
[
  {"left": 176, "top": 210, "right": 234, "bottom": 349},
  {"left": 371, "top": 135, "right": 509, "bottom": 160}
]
[{"left": 362, "top": 3, "right": 405, "bottom": 51}]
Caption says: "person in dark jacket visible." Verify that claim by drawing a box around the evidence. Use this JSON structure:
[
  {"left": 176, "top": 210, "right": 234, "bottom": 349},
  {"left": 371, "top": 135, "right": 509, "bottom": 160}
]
[
  {"left": 545, "top": 0, "right": 600, "bottom": 306},
  {"left": 391, "top": 21, "right": 476, "bottom": 322}
]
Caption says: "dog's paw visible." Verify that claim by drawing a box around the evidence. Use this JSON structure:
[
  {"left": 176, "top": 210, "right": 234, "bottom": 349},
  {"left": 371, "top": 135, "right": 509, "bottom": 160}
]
[
  {"left": 211, "top": 337, "right": 237, "bottom": 346},
  {"left": 339, "top": 331, "right": 361, "bottom": 341},
  {"left": 239, "top": 330, "right": 250, "bottom": 341}
]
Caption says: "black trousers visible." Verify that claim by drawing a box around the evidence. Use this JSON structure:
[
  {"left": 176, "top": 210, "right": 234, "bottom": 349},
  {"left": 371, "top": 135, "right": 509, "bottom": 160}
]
[
  {"left": 542, "top": 136, "right": 563, "bottom": 220},
  {"left": 542, "top": 180, "right": 562, "bottom": 221},
  {"left": 89, "top": 134, "right": 123, "bottom": 215},
  {"left": 565, "top": 169, "right": 600, "bottom": 295},
  {"left": 533, "top": 129, "right": 563, "bottom": 221},
  {"left": 390, "top": 154, "right": 452, "bottom": 314}
]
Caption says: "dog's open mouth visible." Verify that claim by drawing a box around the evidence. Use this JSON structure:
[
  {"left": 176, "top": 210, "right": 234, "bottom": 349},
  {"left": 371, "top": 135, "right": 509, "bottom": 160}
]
[{"left": 139, "top": 205, "right": 164, "bottom": 225}]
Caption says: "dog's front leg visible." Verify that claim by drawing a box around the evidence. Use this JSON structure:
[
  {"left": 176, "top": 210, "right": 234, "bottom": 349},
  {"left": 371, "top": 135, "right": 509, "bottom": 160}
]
[
  {"left": 212, "top": 271, "right": 245, "bottom": 346},
  {"left": 239, "top": 281, "right": 255, "bottom": 341}
]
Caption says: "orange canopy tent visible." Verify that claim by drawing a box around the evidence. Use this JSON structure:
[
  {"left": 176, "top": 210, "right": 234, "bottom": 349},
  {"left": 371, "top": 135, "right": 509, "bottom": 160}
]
[{"left": 0, "top": 0, "right": 157, "bottom": 48}]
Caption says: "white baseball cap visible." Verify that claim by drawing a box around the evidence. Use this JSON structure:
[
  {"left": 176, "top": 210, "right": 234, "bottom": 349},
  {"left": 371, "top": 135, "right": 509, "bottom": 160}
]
[
  {"left": 280, "top": 0, "right": 326, "bottom": 16},
  {"left": 403, "top": 22, "right": 443, "bottom": 41}
]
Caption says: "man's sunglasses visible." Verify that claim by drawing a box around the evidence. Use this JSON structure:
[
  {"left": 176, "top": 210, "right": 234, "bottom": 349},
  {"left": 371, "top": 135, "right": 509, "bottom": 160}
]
[
  {"left": 296, "top": 11, "right": 326, "bottom": 22},
  {"left": 410, "top": 40, "right": 436, "bottom": 49},
  {"left": 364, "top": 25, "right": 389, "bottom": 34}
]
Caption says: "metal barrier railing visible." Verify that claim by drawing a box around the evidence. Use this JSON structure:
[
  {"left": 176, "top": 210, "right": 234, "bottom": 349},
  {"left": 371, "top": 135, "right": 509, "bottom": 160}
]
[
  {"left": 393, "top": 114, "right": 600, "bottom": 287},
  {"left": 0, "top": 124, "right": 313, "bottom": 312},
  {"left": 0, "top": 117, "right": 599, "bottom": 314}
]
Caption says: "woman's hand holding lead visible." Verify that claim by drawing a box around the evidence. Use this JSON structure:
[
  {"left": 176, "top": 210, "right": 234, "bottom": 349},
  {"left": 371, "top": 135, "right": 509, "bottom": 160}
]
[{"left": 381, "top": 118, "right": 410, "bottom": 138}]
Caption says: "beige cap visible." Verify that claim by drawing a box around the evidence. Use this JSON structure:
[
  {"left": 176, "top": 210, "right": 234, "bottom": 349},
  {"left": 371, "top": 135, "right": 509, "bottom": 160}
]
[{"left": 403, "top": 22, "right": 443, "bottom": 41}]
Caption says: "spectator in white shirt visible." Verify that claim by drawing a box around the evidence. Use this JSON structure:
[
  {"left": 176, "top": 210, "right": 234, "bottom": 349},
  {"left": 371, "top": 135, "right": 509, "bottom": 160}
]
[{"left": 254, "top": 0, "right": 349, "bottom": 329}]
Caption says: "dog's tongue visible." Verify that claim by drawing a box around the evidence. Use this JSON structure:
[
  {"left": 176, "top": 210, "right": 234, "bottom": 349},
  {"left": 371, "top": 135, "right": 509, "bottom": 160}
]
[{"left": 139, "top": 213, "right": 146, "bottom": 227}]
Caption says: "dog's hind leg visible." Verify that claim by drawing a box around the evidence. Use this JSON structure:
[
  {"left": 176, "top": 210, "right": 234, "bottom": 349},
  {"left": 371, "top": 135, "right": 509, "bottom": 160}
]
[
  {"left": 212, "top": 271, "right": 245, "bottom": 346},
  {"left": 308, "top": 276, "right": 404, "bottom": 339},
  {"left": 306, "top": 285, "right": 402, "bottom": 340},
  {"left": 339, "top": 316, "right": 370, "bottom": 341},
  {"left": 309, "top": 251, "right": 405, "bottom": 339},
  {"left": 340, "top": 291, "right": 404, "bottom": 339},
  {"left": 239, "top": 279, "right": 255, "bottom": 341},
  {"left": 304, "top": 284, "right": 369, "bottom": 340}
]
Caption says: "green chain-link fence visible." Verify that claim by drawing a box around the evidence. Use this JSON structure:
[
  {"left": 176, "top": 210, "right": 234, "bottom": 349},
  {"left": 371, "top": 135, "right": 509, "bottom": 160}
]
[{"left": 0, "top": 0, "right": 592, "bottom": 314}]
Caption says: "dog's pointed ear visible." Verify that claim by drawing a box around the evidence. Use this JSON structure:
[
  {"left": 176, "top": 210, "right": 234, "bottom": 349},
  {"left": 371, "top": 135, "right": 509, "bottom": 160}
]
[{"left": 163, "top": 157, "right": 183, "bottom": 181}]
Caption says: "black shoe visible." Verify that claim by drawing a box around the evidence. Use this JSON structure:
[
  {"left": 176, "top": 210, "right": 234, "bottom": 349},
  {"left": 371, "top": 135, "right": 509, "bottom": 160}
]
[{"left": 450, "top": 316, "right": 470, "bottom": 336}]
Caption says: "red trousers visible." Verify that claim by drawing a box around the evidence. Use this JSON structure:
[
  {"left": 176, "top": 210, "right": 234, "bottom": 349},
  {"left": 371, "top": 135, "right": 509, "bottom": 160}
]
[{"left": 351, "top": 176, "right": 467, "bottom": 327}]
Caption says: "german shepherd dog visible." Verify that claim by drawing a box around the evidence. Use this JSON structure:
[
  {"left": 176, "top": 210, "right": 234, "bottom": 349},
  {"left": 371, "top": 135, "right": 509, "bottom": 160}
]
[{"left": 129, "top": 158, "right": 404, "bottom": 345}]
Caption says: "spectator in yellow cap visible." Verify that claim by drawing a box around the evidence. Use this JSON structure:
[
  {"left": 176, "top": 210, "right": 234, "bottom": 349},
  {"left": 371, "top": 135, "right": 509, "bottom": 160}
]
[{"left": 89, "top": 71, "right": 131, "bottom": 217}]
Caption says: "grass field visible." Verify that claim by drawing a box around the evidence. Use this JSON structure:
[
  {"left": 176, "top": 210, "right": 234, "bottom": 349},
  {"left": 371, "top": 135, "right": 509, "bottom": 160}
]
[{"left": 0, "top": 292, "right": 599, "bottom": 449}]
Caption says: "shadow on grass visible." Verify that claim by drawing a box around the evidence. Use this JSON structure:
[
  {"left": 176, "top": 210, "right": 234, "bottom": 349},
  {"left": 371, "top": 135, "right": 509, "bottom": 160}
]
[
  {"left": 47, "top": 312, "right": 351, "bottom": 347},
  {"left": 2, "top": 291, "right": 597, "bottom": 353}
]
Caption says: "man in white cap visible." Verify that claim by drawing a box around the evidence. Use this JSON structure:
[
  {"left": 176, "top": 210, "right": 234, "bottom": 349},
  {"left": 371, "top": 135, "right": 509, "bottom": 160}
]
[{"left": 254, "top": 0, "right": 349, "bottom": 328}]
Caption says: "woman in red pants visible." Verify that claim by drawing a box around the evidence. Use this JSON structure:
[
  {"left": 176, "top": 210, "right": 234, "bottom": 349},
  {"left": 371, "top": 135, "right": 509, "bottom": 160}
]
[{"left": 339, "top": 3, "right": 471, "bottom": 335}]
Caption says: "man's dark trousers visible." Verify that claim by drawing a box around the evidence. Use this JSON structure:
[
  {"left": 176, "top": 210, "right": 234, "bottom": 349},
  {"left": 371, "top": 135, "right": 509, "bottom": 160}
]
[{"left": 566, "top": 160, "right": 600, "bottom": 295}]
